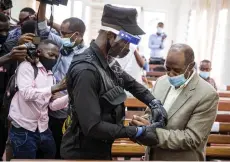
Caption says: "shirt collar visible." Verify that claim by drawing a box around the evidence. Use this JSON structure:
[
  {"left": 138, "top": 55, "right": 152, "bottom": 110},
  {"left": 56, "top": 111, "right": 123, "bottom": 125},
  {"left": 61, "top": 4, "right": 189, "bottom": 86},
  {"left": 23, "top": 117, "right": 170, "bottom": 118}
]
[
  {"left": 36, "top": 62, "right": 53, "bottom": 75},
  {"left": 90, "top": 40, "right": 108, "bottom": 69},
  {"left": 171, "top": 70, "right": 196, "bottom": 90}
]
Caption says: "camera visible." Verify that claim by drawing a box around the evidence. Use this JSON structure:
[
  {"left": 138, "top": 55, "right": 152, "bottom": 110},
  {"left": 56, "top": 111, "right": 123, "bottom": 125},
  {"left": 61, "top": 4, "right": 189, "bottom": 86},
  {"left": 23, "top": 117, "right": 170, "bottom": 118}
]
[
  {"left": 24, "top": 42, "right": 37, "bottom": 58},
  {"left": 0, "top": 0, "right": 12, "bottom": 10},
  {"left": 37, "top": 0, "right": 68, "bottom": 6}
]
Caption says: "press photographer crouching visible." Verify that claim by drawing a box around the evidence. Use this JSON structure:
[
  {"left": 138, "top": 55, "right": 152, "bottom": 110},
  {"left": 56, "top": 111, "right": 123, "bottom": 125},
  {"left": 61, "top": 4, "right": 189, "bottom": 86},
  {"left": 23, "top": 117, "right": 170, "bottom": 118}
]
[{"left": 7, "top": 40, "right": 69, "bottom": 159}]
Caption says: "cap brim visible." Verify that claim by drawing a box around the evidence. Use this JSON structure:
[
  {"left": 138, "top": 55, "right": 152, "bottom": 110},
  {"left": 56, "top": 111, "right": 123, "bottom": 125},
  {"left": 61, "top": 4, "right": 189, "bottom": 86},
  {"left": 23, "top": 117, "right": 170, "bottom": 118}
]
[{"left": 122, "top": 24, "right": 145, "bottom": 35}]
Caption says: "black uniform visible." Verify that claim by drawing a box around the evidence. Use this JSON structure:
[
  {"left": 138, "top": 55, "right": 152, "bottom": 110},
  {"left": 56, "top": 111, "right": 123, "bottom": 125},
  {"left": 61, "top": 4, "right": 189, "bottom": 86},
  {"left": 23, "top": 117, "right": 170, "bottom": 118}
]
[
  {"left": 0, "top": 44, "right": 17, "bottom": 161},
  {"left": 61, "top": 41, "right": 154, "bottom": 160}
]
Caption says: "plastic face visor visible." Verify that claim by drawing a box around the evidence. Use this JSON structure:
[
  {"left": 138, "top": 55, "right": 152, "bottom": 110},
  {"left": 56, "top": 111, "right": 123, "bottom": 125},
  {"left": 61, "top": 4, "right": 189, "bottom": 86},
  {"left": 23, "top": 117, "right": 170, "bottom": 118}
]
[{"left": 118, "top": 30, "right": 141, "bottom": 45}]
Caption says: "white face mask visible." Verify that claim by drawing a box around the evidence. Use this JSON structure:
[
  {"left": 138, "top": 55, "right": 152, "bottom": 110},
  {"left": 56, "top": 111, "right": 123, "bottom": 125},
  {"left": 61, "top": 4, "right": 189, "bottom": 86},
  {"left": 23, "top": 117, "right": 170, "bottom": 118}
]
[{"left": 157, "top": 27, "right": 163, "bottom": 34}]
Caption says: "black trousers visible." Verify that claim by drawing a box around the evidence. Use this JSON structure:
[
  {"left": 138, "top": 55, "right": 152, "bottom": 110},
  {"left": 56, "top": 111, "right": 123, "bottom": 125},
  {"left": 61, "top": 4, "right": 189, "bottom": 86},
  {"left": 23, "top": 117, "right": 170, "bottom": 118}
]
[
  {"left": 0, "top": 119, "right": 8, "bottom": 161},
  {"left": 48, "top": 115, "right": 66, "bottom": 159}
]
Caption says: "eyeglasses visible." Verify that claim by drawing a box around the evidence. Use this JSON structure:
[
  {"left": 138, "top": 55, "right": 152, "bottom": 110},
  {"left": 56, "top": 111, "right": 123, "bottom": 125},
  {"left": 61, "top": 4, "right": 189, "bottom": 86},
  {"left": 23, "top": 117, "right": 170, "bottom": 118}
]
[{"left": 60, "top": 31, "right": 75, "bottom": 36}]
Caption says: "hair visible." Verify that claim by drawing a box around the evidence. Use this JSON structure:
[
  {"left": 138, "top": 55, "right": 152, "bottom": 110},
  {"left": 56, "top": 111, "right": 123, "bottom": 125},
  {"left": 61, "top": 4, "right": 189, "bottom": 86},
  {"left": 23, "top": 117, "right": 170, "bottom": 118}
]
[
  {"left": 169, "top": 44, "right": 195, "bottom": 66},
  {"left": 0, "top": 12, "right": 8, "bottom": 22},
  {"left": 20, "top": 7, "right": 35, "bottom": 15},
  {"left": 201, "top": 59, "right": 211, "bottom": 65},
  {"left": 62, "top": 17, "right": 86, "bottom": 36},
  {"left": 158, "top": 22, "right": 164, "bottom": 26},
  {"left": 21, "top": 20, "right": 36, "bottom": 34},
  {"left": 38, "top": 39, "right": 58, "bottom": 48}
]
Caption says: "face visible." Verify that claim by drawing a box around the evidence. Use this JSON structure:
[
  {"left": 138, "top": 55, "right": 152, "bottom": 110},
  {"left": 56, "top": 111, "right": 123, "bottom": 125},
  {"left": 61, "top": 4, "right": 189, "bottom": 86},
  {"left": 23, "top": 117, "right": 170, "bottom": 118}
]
[
  {"left": 18, "top": 11, "right": 31, "bottom": 25},
  {"left": 165, "top": 50, "right": 193, "bottom": 79},
  {"left": 0, "top": 20, "right": 9, "bottom": 36},
  {"left": 157, "top": 23, "right": 164, "bottom": 29},
  {"left": 107, "top": 32, "right": 130, "bottom": 58},
  {"left": 60, "top": 22, "right": 82, "bottom": 44},
  {"left": 39, "top": 43, "right": 59, "bottom": 60},
  {"left": 200, "top": 62, "right": 211, "bottom": 72}
]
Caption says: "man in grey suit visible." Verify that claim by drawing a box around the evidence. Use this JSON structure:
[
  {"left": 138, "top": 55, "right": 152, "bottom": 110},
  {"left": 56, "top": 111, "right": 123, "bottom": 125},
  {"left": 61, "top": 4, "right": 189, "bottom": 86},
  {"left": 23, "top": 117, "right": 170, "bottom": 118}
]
[{"left": 131, "top": 44, "right": 219, "bottom": 161}]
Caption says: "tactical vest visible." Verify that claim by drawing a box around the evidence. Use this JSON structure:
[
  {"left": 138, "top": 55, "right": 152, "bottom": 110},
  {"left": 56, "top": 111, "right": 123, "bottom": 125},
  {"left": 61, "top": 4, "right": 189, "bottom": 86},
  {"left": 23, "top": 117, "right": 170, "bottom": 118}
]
[{"left": 61, "top": 51, "right": 127, "bottom": 159}]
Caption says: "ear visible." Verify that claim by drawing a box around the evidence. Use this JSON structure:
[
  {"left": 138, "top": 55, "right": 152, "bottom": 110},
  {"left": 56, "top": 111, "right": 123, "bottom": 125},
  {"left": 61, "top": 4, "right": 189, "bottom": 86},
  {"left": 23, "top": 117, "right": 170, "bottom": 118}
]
[
  {"left": 107, "top": 31, "right": 116, "bottom": 46},
  {"left": 36, "top": 49, "right": 41, "bottom": 56}
]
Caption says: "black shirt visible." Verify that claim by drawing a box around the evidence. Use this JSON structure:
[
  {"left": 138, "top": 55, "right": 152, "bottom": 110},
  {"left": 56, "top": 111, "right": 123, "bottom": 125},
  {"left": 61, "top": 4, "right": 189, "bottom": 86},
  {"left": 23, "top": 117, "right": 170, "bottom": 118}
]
[
  {"left": 0, "top": 44, "right": 17, "bottom": 104},
  {"left": 67, "top": 41, "right": 155, "bottom": 140}
]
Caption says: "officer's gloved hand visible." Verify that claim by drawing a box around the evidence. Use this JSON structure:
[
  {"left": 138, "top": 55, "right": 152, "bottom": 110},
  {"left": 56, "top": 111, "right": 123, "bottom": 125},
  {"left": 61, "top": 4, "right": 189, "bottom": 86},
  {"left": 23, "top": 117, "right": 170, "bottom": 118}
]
[
  {"left": 148, "top": 99, "right": 168, "bottom": 127},
  {"left": 132, "top": 124, "right": 159, "bottom": 146}
]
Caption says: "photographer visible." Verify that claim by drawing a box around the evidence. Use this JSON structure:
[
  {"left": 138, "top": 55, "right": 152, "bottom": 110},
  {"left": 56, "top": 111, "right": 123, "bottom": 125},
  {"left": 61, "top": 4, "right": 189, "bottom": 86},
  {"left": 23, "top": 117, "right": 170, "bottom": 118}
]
[
  {"left": 8, "top": 40, "right": 68, "bottom": 159},
  {"left": 0, "top": 13, "right": 28, "bottom": 161},
  {"left": 37, "top": 1, "right": 87, "bottom": 159}
]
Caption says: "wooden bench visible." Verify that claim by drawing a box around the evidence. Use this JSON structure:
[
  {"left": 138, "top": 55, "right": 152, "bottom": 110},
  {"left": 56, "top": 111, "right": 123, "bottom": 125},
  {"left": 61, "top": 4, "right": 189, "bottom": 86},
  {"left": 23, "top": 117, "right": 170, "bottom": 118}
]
[
  {"left": 206, "top": 134, "right": 230, "bottom": 158},
  {"left": 112, "top": 133, "right": 230, "bottom": 158},
  {"left": 218, "top": 91, "right": 230, "bottom": 98},
  {"left": 125, "top": 97, "right": 230, "bottom": 111},
  {"left": 146, "top": 71, "right": 165, "bottom": 78}
]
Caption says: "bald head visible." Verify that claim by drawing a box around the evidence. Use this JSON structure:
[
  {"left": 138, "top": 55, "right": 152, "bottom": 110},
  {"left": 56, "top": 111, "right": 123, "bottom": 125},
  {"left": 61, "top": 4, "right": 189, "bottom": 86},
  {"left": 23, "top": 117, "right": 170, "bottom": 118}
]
[
  {"left": 165, "top": 43, "right": 195, "bottom": 79},
  {"left": 168, "top": 44, "right": 194, "bottom": 66}
]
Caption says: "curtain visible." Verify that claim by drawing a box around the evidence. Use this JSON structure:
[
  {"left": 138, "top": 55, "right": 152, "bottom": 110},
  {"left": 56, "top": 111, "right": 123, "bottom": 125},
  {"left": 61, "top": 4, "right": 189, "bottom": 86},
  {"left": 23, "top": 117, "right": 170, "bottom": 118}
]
[{"left": 187, "top": 0, "right": 225, "bottom": 63}]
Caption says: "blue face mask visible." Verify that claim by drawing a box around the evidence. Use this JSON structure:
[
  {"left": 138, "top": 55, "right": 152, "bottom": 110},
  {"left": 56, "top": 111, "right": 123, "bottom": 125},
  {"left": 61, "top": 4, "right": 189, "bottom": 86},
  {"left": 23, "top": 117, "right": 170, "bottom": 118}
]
[
  {"left": 168, "top": 74, "right": 187, "bottom": 87},
  {"left": 167, "top": 62, "right": 193, "bottom": 87},
  {"left": 61, "top": 32, "right": 77, "bottom": 48},
  {"left": 200, "top": 71, "right": 210, "bottom": 79},
  {"left": 61, "top": 38, "right": 75, "bottom": 48}
]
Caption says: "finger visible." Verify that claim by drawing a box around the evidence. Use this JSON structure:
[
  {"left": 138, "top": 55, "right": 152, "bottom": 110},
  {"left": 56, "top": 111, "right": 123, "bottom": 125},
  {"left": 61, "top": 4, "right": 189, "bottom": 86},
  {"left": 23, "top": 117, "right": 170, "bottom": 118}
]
[
  {"left": 12, "top": 50, "right": 27, "bottom": 53},
  {"left": 132, "top": 119, "right": 145, "bottom": 126},
  {"left": 13, "top": 45, "right": 27, "bottom": 50},
  {"left": 133, "top": 115, "right": 147, "bottom": 123},
  {"left": 24, "top": 33, "right": 35, "bottom": 37},
  {"left": 22, "top": 37, "right": 34, "bottom": 41}
]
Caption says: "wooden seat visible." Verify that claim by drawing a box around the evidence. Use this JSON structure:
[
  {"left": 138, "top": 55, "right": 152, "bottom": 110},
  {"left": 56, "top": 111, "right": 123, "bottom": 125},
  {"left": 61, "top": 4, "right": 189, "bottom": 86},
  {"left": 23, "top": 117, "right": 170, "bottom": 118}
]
[{"left": 218, "top": 91, "right": 230, "bottom": 98}]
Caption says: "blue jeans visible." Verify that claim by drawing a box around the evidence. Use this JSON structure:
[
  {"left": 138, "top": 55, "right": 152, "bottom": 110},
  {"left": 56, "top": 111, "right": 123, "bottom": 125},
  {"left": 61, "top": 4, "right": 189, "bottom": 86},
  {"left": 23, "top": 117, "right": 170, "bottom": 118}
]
[{"left": 9, "top": 126, "right": 56, "bottom": 159}]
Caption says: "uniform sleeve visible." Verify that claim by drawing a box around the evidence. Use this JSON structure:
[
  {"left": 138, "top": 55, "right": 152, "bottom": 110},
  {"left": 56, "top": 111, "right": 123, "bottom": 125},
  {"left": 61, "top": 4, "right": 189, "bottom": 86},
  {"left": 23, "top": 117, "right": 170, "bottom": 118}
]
[
  {"left": 71, "top": 69, "right": 137, "bottom": 140},
  {"left": 122, "top": 71, "right": 155, "bottom": 105}
]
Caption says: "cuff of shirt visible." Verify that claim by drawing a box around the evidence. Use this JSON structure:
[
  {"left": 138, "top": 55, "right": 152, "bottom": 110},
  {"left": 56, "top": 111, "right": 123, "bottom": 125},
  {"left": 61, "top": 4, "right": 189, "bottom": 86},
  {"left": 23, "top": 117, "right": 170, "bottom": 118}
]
[
  {"left": 37, "top": 87, "right": 52, "bottom": 101},
  {"left": 38, "top": 20, "right": 48, "bottom": 30}
]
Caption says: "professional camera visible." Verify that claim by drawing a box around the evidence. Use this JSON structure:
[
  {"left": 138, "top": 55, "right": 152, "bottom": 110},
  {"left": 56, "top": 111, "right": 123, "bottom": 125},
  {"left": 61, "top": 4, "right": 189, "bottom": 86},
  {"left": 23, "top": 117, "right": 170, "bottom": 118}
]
[
  {"left": 24, "top": 42, "right": 37, "bottom": 58},
  {"left": 37, "top": 0, "right": 68, "bottom": 6},
  {"left": 0, "top": 0, "right": 12, "bottom": 10}
]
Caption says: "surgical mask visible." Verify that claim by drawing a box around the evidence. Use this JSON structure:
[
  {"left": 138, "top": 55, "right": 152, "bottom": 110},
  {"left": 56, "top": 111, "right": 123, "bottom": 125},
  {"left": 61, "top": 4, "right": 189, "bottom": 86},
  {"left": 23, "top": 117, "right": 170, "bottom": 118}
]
[
  {"left": 40, "top": 57, "right": 57, "bottom": 71},
  {"left": 157, "top": 27, "right": 163, "bottom": 34},
  {"left": 61, "top": 32, "right": 78, "bottom": 48},
  {"left": 167, "top": 62, "right": 193, "bottom": 87},
  {"left": 168, "top": 74, "right": 187, "bottom": 88},
  {"left": 0, "top": 34, "right": 8, "bottom": 44},
  {"left": 200, "top": 71, "right": 210, "bottom": 79}
]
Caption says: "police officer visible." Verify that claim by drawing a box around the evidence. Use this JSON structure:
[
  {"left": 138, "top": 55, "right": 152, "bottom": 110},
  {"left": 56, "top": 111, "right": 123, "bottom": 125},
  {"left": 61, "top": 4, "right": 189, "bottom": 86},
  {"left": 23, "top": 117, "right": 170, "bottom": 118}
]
[{"left": 61, "top": 4, "right": 167, "bottom": 160}]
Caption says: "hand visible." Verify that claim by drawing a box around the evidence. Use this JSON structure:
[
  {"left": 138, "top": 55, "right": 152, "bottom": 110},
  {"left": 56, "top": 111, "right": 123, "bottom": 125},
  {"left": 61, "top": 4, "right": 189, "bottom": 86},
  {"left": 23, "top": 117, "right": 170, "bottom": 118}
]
[
  {"left": 131, "top": 124, "right": 159, "bottom": 146},
  {"left": 162, "top": 34, "right": 167, "bottom": 41},
  {"left": 18, "top": 33, "right": 35, "bottom": 45},
  {"left": 9, "top": 45, "right": 27, "bottom": 61},
  {"left": 51, "top": 92, "right": 65, "bottom": 101},
  {"left": 130, "top": 115, "right": 150, "bottom": 126},
  {"left": 51, "top": 77, "right": 67, "bottom": 93}
]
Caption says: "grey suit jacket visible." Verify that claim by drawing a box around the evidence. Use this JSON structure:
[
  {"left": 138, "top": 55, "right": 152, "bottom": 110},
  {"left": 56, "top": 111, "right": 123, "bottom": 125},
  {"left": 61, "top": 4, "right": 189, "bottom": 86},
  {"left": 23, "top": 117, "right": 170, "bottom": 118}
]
[{"left": 144, "top": 73, "right": 219, "bottom": 161}]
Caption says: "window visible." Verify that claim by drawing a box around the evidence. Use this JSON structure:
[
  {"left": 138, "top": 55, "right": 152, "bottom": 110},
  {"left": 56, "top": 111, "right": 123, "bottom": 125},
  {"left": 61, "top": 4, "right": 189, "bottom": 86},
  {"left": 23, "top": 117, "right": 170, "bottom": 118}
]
[{"left": 45, "top": 0, "right": 83, "bottom": 24}]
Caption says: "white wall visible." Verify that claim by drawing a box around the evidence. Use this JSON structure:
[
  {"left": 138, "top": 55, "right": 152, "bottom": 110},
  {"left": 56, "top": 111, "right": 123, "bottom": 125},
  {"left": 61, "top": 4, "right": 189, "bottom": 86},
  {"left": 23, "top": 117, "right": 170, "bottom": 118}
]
[
  {"left": 10, "top": 0, "right": 189, "bottom": 54},
  {"left": 11, "top": 0, "right": 35, "bottom": 20}
]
